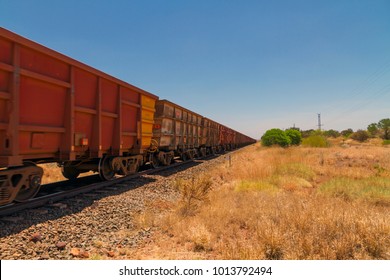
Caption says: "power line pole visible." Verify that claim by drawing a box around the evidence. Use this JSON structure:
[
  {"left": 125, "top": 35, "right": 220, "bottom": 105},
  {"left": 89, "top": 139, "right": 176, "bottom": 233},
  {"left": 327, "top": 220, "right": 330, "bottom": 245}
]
[{"left": 317, "top": 113, "right": 323, "bottom": 131}]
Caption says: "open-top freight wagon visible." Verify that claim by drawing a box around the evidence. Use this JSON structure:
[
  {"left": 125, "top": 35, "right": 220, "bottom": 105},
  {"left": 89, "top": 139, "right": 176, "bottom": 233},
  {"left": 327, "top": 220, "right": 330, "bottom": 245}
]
[
  {"left": 0, "top": 27, "right": 256, "bottom": 207},
  {"left": 150, "top": 101, "right": 257, "bottom": 167},
  {"left": 150, "top": 99, "right": 203, "bottom": 167},
  {"left": 0, "top": 27, "right": 158, "bottom": 205}
]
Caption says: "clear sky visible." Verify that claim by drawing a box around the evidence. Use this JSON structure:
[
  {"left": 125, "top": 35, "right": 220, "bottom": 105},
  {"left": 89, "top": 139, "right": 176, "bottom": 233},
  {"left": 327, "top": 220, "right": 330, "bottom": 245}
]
[{"left": 1, "top": 0, "right": 390, "bottom": 139}]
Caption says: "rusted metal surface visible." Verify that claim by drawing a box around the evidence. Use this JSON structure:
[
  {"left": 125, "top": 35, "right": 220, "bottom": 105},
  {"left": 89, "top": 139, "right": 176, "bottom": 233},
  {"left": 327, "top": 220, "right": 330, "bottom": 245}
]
[
  {"left": 153, "top": 99, "right": 203, "bottom": 151},
  {"left": 0, "top": 162, "right": 43, "bottom": 206},
  {"left": 0, "top": 27, "right": 158, "bottom": 168},
  {"left": 202, "top": 118, "right": 220, "bottom": 150}
]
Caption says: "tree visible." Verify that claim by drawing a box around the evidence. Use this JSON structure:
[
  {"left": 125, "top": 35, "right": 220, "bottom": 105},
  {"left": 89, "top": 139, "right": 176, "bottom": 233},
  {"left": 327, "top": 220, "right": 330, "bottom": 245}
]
[
  {"left": 350, "top": 130, "right": 369, "bottom": 142},
  {"left": 341, "top": 128, "right": 353, "bottom": 138},
  {"left": 261, "top": 129, "right": 291, "bottom": 147},
  {"left": 301, "top": 129, "right": 315, "bottom": 138},
  {"left": 324, "top": 129, "right": 340, "bottom": 138},
  {"left": 285, "top": 129, "right": 302, "bottom": 145},
  {"left": 367, "top": 123, "right": 379, "bottom": 137},
  {"left": 377, "top": 118, "right": 390, "bottom": 140},
  {"left": 287, "top": 126, "right": 300, "bottom": 131}
]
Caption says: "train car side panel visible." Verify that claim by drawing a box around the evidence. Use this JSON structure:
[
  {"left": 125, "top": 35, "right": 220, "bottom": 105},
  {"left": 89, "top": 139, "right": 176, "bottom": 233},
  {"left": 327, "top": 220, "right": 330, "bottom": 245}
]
[
  {"left": 0, "top": 27, "right": 158, "bottom": 168},
  {"left": 121, "top": 87, "right": 140, "bottom": 154},
  {"left": 140, "top": 94, "right": 156, "bottom": 149},
  {"left": 152, "top": 100, "right": 203, "bottom": 163}
]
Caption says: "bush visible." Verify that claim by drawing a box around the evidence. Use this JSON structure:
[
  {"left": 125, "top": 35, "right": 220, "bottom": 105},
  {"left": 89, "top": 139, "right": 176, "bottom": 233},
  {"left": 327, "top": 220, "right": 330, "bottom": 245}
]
[
  {"left": 261, "top": 129, "right": 291, "bottom": 147},
  {"left": 285, "top": 129, "right": 302, "bottom": 145},
  {"left": 301, "top": 129, "right": 315, "bottom": 138},
  {"left": 350, "top": 130, "right": 369, "bottom": 142},
  {"left": 383, "top": 140, "right": 390, "bottom": 146},
  {"left": 378, "top": 118, "right": 390, "bottom": 140},
  {"left": 341, "top": 129, "right": 354, "bottom": 138},
  {"left": 302, "top": 135, "right": 330, "bottom": 147},
  {"left": 324, "top": 129, "right": 340, "bottom": 138}
]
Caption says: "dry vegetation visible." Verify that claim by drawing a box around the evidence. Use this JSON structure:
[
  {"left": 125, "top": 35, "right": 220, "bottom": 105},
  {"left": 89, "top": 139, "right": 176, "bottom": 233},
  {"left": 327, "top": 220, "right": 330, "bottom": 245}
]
[
  {"left": 39, "top": 163, "right": 94, "bottom": 184},
  {"left": 130, "top": 142, "right": 390, "bottom": 260}
]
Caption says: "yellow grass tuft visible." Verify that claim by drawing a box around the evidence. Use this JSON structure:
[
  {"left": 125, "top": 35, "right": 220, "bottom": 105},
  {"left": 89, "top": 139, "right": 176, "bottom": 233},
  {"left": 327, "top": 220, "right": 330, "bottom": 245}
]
[
  {"left": 174, "top": 175, "right": 213, "bottom": 216},
  {"left": 234, "top": 180, "right": 278, "bottom": 193}
]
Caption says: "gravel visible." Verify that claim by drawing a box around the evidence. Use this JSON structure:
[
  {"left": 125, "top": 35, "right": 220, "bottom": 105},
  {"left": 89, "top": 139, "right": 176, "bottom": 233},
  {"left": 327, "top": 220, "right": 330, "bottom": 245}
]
[{"left": 0, "top": 156, "right": 227, "bottom": 259}]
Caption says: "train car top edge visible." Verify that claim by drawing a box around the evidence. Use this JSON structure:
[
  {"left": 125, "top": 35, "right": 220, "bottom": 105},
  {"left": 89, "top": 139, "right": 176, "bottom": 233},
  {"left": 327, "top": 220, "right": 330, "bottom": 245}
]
[
  {"left": 158, "top": 99, "right": 204, "bottom": 117},
  {"left": 0, "top": 27, "right": 158, "bottom": 100}
]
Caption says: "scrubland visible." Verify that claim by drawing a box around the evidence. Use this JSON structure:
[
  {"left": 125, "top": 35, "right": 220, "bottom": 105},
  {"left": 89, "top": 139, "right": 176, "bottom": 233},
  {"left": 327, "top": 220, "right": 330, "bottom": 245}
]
[{"left": 134, "top": 141, "right": 390, "bottom": 260}]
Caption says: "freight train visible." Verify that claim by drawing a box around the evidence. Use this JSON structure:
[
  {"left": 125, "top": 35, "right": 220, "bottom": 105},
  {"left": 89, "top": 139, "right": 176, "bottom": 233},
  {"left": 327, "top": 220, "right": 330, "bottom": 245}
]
[{"left": 0, "top": 28, "right": 256, "bottom": 206}]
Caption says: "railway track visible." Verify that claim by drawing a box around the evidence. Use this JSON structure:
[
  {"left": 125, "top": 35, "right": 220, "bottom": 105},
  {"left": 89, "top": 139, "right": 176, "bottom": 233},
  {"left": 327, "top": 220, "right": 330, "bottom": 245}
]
[{"left": 0, "top": 156, "right": 216, "bottom": 217}]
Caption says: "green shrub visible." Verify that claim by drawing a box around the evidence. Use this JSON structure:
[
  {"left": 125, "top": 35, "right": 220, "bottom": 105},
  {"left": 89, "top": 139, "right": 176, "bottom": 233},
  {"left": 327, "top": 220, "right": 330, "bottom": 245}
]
[
  {"left": 350, "top": 130, "right": 369, "bottom": 142},
  {"left": 324, "top": 129, "right": 340, "bottom": 138},
  {"left": 301, "top": 129, "right": 315, "bottom": 138},
  {"left": 302, "top": 135, "right": 330, "bottom": 147},
  {"left": 285, "top": 129, "right": 302, "bottom": 145},
  {"left": 383, "top": 140, "right": 390, "bottom": 145},
  {"left": 341, "top": 128, "right": 354, "bottom": 138},
  {"left": 261, "top": 129, "right": 291, "bottom": 147}
]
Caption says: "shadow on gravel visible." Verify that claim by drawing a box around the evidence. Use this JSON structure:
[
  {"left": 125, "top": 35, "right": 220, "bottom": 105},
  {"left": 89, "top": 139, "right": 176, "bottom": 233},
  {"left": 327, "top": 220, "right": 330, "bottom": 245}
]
[
  {"left": 0, "top": 153, "right": 226, "bottom": 238},
  {"left": 0, "top": 176, "right": 157, "bottom": 238},
  {"left": 155, "top": 154, "right": 220, "bottom": 178}
]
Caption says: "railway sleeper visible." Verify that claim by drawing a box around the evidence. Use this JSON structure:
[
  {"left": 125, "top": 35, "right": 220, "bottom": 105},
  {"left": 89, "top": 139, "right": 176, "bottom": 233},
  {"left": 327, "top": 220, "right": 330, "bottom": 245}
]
[{"left": 0, "top": 162, "right": 43, "bottom": 206}]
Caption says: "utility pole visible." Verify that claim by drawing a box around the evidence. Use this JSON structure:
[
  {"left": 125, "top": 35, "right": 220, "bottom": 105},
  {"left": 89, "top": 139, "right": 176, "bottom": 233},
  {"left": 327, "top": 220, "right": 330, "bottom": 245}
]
[{"left": 317, "top": 113, "right": 323, "bottom": 131}]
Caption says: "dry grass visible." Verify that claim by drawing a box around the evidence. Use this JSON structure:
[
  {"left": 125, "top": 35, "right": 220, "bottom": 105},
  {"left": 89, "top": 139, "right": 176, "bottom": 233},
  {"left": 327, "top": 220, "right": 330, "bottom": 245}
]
[
  {"left": 164, "top": 190, "right": 389, "bottom": 259},
  {"left": 40, "top": 163, "right": 67, "bottom": 184},
  {"left": 39, "top": 163, "right": 94, "bottom": 184},
  {"left": 136, "top": 142, "right": 390, "bottom": 260},
  {"left": 173, "top": 176, "right": 213, "bottom": 216},
  {"left": 39, "top": 142, "right": 387, "bottom": 260}
]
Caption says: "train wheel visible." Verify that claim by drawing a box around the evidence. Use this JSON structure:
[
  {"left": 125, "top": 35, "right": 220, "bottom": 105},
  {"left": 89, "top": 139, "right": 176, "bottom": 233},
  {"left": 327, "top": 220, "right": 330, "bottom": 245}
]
[
  {"left": 14, "top": 162, "right": 42, "bottom": 202},
  {"left": 99, "top": 157, "right": 115, "bottom": 180},
  {"left": 61, "top": 166, "right": 80, "bottom": 180},
  {"left": 149, "top": 154, "right": 160, "bottom": 169}
]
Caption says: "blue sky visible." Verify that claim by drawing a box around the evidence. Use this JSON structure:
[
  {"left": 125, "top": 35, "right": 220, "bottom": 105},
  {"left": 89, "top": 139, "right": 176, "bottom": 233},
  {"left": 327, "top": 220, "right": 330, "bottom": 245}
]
[{"left": 1, "top": 0, "right": 390, "bottom": 139}]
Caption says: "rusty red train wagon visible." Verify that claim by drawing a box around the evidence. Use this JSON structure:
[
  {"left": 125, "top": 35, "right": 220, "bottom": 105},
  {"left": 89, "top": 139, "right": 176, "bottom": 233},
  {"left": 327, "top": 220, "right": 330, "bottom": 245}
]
[
  {"left": 151, "top": 99, "right": 204, "bottom": 166},
  {"left": 219, "top": 125, "right": 236, "bottom": 151},
  {"left": 202, "top": 117, "right": 220, "bottom": 154},
  {"left": 0, "top": 28, "right": 158, "bottom": 205},
  {"left": 236, "top": 132, "right": 257, "bottom": 146}
]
